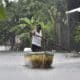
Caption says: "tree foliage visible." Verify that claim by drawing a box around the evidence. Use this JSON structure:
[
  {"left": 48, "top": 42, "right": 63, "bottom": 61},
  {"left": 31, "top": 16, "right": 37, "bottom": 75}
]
[
  {"left": 0, "top": 0, "right": 69, "bottom": 51},
  {"left": 74, "top": 25, "right": 80, "bottom": 43},
  {"left": 0, "top": 0, "right": 7, "bottom": 20}
]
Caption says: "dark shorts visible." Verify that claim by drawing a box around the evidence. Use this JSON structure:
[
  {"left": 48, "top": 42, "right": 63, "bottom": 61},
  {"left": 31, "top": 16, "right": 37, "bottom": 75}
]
[{"left": 31, "top": 44, "right": 41, "bottom": 52}]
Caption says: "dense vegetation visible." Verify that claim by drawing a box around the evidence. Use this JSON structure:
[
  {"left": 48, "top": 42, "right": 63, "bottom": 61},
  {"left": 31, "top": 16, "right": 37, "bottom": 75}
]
[{"left": 0, "top": 0, "right": 80, "bottom": 51}]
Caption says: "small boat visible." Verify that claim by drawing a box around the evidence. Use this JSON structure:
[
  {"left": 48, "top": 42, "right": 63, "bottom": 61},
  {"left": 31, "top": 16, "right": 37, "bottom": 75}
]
[{"left": 24, "top": 51, "right": 54, "bottom": 68}]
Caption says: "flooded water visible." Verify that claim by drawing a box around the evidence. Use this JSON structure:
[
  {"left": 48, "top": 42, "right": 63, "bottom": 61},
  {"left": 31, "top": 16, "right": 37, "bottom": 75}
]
[{"left": 0, "top": 52, "right": 80, "bottom": 80}]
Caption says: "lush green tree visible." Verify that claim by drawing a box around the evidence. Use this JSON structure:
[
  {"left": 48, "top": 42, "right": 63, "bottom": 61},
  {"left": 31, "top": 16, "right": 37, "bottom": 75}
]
[
  {"left": 73, "top": 25, "right": 80, "bottom": 51},
  {"left": 74, "top": 26, "right": 80, "bottom": 43},
  {"left": 11, "top": 0, "right": 57, "bottom": 50},
  {"left": 0, "top": 0, "right": 69, "bottom": 51},
  {"left": 0, "top": 0, "right": 7, "bottom": 20}
]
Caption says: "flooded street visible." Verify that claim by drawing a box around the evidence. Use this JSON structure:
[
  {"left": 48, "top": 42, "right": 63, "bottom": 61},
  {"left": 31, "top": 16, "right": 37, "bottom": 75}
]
[{"left": 0, "top": 52, "right": 80, "bottom": 80}]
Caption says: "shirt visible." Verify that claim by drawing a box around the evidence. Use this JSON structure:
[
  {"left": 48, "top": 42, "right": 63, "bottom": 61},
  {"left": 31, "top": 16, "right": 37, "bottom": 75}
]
[{"left": 32, "top": 30, "right": 42, "bottom": 47}]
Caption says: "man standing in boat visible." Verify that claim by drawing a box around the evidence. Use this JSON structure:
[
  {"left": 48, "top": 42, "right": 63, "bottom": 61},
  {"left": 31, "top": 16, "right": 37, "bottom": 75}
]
[{"left": 30, "top": 24, "right": 42, "bottom": 52}]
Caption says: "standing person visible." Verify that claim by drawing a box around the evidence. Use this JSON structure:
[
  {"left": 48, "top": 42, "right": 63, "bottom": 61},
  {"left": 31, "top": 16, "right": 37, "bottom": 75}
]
[{"left": 30, "top": 24, "right": 42, "bottom": 52}]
